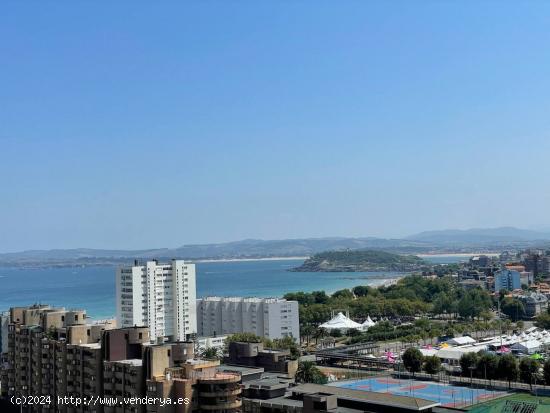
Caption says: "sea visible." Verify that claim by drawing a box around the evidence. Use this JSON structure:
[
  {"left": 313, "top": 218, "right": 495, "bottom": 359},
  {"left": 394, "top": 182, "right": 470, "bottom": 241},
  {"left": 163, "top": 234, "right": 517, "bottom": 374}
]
[{"left": 0, "top": 255, "right": 470, "bottom": 319}]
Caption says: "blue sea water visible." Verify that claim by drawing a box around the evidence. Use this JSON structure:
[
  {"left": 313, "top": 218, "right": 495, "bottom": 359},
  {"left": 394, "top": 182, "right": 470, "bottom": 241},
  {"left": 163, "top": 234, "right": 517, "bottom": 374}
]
[{"left": 0, "top": 259, "right": 405, "bottom": 319}]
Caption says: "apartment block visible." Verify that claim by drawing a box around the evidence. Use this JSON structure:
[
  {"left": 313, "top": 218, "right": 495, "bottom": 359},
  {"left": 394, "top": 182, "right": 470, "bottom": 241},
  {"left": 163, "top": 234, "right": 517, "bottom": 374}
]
[
  {"left": 0, "top": 304, "right": 116, "bottom": 412},
  {"left": 1, "top": 304, "right": 242, "bottom": 413},
  {"left": 197, "top": 298, "right": 299, "bottom": 341},
  {"left": 494, "top": 269, "right": 521, "bottom": 292},
  {"left": 116, "top": 260, "right": 197, "bottom": 343},
  {"left": 0, "top": 311, "right": 8, "bottom": 354}
]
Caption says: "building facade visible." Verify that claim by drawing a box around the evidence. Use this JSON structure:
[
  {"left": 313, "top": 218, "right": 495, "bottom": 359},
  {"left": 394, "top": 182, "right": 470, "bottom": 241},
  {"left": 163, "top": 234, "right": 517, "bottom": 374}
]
[
  {"left": 519, "top": 292, "right": 549, "bottom": 318},
  {"left": 197, "top": 297, "right": 299, "bottom": 341},
  {"left": 494, "top": 269, "right": 521, "bottom": 292},
  {"left": 116, "top": 260, "right": 197, "bottom": 342},
  {"left": 0, "top": 311, "right": 8, "bottom": 354},
  {"left": 1, "top": 305, "right": 241, "bottom": 413},
  {"left": 0, "top": 305, "right": 117, "bottom": 412}
]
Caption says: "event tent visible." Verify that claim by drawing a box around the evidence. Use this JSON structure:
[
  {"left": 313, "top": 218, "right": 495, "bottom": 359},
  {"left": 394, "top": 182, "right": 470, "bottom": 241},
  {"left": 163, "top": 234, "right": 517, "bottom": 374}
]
[{"left": 319, "top": 312, "right": 362, "bottom": 331}]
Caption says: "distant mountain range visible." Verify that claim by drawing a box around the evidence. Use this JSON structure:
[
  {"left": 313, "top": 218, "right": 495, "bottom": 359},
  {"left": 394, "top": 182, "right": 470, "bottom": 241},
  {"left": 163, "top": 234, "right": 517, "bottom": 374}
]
[
  {"left": 406, "top": 227, "right": 550, "bottom": 244},
  {"left": 1, "top": 227, "right": 550, "bottom": 267}
]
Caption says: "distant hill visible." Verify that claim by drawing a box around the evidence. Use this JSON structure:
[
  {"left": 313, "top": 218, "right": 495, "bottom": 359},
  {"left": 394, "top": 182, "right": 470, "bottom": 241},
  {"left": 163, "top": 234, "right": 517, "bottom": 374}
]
[
  {"left": 0, "top": 237, "right": 430, "bottom": 267},
  {"left": 291, "top": 250, "right": 428, "bottom": 272},
  {"left": 2, "top": 227, "right": 550, "bottom": 268},
  {"left": 406, "top": 227, "right": 550, "bottom": 244}
]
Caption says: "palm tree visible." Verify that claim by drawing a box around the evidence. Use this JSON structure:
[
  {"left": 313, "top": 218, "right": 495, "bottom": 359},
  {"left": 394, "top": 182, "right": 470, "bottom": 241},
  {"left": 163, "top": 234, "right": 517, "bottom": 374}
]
[
  {"left": 301, "top": 325, "right": 314, "bottom": 347},
  {"left": 313, "top": 327, "right": 329, "bottom": 345},
  {"left": 295, "top": 361, "right": 328, "bottom": 384}
]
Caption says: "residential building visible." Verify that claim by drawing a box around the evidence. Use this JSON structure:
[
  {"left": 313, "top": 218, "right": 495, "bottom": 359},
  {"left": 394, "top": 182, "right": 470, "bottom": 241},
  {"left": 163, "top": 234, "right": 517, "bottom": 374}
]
[
  {"left": 520, "top": 271, "right": 534, "bottom": 287},
  {"left": 0, "top": 304, "right": 117, "bottom": 411},
  {"left": 459, "top": 279, "right": 486, "bottom": 291},
  {"left": 469, "top": 255, "right": 492, "bottom": 268},
  {"left": 1, "top": 304, "right": 241, "bottom": 413},
  {"left": 0, "top": 311, "right": 8, "bottom": 354},
  {"left": 226, "top": 341, "right": 298, "bottom": 377},
  {"left": 494, "top": 269, "right": 521, "bottom": 292},
  {"left": 196, "top": 335, "right": 227, "bottom": 354},
  {"left": 518, "top": 292, "right": 549, "bottom": 317},
  {"left": 116, "top": 260, "right": 197, "bottom": 342},
  {"left": 523, "top": 251, "right": 544, "bottom": 276},
  {"left": 197, "top": 297, "right": 299, "bottom": 341}
]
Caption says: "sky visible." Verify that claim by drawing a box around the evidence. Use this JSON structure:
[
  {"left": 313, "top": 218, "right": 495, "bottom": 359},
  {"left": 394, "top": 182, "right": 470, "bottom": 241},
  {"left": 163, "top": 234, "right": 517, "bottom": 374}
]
[{"left": 1, "top": 1, "right": 550, "bottom": 252}]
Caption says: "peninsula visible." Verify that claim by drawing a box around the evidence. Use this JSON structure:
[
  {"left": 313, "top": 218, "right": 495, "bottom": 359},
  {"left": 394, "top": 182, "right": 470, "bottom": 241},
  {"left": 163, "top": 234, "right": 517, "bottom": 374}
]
[{"left": 290, "top": 250, "right": 428, "bottom": 272}]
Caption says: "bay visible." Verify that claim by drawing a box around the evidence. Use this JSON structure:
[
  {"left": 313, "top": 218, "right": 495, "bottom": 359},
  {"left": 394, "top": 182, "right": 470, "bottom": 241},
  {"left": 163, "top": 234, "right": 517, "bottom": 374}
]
[{"left": 0, "top": 259, "right": 404, "bottom": 319}]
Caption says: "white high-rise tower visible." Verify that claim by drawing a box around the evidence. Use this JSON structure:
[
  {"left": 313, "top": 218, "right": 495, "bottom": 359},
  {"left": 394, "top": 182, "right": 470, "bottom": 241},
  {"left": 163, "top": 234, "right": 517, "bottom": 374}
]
[{"left": 116, "top": 259, "right": 197, "bottom": 342}]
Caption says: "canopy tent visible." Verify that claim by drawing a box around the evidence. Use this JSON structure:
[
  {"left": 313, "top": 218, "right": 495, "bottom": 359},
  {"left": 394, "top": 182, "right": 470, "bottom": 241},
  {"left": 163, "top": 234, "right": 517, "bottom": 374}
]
[
  {"left": 446, "top": 336, "right": 476, "bottom": 346},
  {"left": 511, "top": 340, "right": 541, "bottom": 355},
  {"left": 361, "top": 316, "right": 376, "bottom": 331},
  {"left": 319, "top": 312, "right": 362, "bottom": 331}
]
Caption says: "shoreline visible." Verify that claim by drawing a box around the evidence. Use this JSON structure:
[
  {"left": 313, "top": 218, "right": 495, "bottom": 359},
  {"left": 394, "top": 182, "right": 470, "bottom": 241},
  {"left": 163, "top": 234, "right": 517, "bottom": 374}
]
[
  {"left": 194, "top": 256, "right": 308, "bottom": 263},
  {"left": 417, "top": 252, "right": 500, "bottom": 258}
]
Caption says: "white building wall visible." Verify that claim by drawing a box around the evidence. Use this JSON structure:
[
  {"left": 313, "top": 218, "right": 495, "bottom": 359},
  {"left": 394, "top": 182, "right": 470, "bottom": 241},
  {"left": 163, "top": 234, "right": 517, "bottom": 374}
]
[
  {"left": 197, "top": 297, "right": 300, "bottom": 341},
  {"left": 116, "top": 260, "right": 197, "bottom": 342}
]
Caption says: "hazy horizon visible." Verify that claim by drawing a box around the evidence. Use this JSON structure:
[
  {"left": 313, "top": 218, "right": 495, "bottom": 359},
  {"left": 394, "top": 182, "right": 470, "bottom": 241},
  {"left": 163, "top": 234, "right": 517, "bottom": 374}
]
[{"left": 2, "top": 2, "right": 550, "bottom": 252}]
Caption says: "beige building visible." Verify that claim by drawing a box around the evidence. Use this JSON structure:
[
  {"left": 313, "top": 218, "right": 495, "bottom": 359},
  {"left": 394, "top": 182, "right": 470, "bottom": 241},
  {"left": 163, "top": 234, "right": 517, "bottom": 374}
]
[{"left": 1, "top": 305, "right": 241, "bottom": 413}]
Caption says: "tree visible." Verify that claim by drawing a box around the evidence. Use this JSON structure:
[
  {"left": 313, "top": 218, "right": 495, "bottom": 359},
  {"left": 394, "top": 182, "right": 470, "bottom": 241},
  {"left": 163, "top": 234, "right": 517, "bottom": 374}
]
[
  {"left": 424, "top": 355, "right": 441, "bottom": 376},
  {"left": 516, "top": 320, "right": 524, "bottom": 330},
  {"left": 519, "top": 358, "right": 540, "bottom": 390},
  {"left": 200, "top": 347, "right": 222, "bottom": 360},
  {"left": 301, "top": 325, "right": 314, "bottom": 346},
  {"left": 295, "top": 361, "right": 328, "bottom": 384},
  {"left": 332, "top": 289, "right": 355, "bottom": 300},
  {"left": 347, "top": 328, "right": 361, "bottom": 337},
  {"left": 458, "top": 289, "right": 491, "bottom": 320},
  {"left": 459, "top": 353, "right": 479, "bottom": 377},
  {"left": 269, "top": 336, "right": 300, "bottom": 359},
  {"left": 313, "top": 327, "right": 329, "bottom": 345},
  {"left": 501, "top": 298, "right": 525, "bottom": 322},
  {"left": 475, "top": 352, "right": 498, "bottom": 381},
  {"left": 535, "top": 313, "right": 550, "bottom": 329},
  {"left": 330, "top": 328, "right": 342, "bottom": 338},
  {"left": 225, "top": 332, "right": 263, "bottom": 344},
  {"left": 497, "top": 354, "right": 519, "bottom": 388},
  {"left": 402, "top": 348, "right": 423, "bottom": 377}
]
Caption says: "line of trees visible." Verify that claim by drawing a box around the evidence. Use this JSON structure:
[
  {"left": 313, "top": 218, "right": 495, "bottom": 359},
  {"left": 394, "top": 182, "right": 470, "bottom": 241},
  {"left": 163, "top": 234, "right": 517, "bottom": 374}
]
[{"left": 402, "top": 348, "right": 550, "bottom": 389}]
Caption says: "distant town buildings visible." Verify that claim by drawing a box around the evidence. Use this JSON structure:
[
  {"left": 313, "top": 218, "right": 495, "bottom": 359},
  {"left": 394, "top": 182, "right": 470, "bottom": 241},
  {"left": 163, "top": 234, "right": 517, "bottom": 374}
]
[
  {"left": 494, "top": 269, "right": 521, "bottom": 292},
  {"left": 197, "top": 297, "right": 300, "bottom": 341},
  {"left": 116, "top": 259, "right": 197, "bottom": 342}
]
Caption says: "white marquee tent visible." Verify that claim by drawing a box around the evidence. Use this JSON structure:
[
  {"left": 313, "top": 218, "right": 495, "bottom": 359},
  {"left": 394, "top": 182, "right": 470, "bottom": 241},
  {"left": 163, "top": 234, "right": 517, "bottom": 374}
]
[
  {"left": 361, "top": 316, "right": 376, "bottom": 331},
  {"left": 319, "top": 312, "right": 362, "bottom": 331}
]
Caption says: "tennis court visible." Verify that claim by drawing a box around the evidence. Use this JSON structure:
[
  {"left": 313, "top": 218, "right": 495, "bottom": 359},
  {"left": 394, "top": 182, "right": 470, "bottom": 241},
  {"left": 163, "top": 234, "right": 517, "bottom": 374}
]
[{"left": 330, "top": 377, "right": 507, "bottom": 408}]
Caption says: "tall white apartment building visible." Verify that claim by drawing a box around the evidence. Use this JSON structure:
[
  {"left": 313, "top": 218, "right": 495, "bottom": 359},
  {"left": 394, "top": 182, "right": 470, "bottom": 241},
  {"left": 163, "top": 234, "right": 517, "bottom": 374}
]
[
  {"left": 116, "top": 259, "right": 197, "bottom": 342},
  {"left": 197, "top": 297, "right": 300, "bottom": 341}
]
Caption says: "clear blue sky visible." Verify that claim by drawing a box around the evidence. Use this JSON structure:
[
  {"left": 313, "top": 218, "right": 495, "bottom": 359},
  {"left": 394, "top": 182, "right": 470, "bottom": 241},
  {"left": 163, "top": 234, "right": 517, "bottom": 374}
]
[{"left": 2, "top": 2, "right": 550, "bottom": 252}]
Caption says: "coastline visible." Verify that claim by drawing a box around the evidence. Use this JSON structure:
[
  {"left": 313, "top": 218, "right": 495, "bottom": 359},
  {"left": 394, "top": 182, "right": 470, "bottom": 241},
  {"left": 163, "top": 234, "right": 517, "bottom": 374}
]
[
  {"left": 194, "top": 256, "right": 308, "bottom": 263},
  {"left": 417, "top": 252, "right": 500, "bottom": 258}
]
